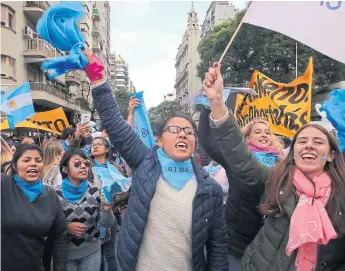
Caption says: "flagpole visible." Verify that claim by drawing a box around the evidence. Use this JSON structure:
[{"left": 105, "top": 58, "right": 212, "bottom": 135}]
[
  {"left": 295, "top": 42, "right": 298, "bottom": 78},
  {"left": 218, "top": 20, "right": 244, "bottom": 63}
]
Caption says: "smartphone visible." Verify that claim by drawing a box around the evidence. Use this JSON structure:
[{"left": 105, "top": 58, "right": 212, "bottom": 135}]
[{"left": 80, "top": 114, "right": 91, "bottom": 125}]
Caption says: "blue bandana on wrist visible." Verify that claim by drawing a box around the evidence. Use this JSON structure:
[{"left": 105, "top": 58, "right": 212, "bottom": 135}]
[
  {"left": 62, "top": 178, "right": 88, "bottom": 203},
  {"left": 92, "top": 160, "right": 131, "bottom": 204},
  {"left": 206, "top": 162, "right": 222, "bottom": 174},
  {"left": 13, "top": 174, "right": 43, "bottom": 203},
  {"left": 156, "top": 148, "right": 194, "bottom": 191}
]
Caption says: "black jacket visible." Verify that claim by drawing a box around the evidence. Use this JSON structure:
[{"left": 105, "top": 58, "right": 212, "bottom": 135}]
[
  {"left": 1, "top": 174, "right": 68, "bottom": 271},
  {"left": 210, "top": 110, "right": 345, "bottom": 271},
  {"left": 199, "top": 107, "right": 264, "bottom": 258}
]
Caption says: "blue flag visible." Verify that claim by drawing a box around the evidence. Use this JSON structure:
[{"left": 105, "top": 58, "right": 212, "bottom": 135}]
[
  {"left": 320, "top": 89, "right": 345, "bottom": 152},
  {"left": 37, "top": 1, "right": 88, "bottom": 79},
  {"left": 129, "top": 91, "right": 155, "bottom": 148},
  {"left": 1, "top": 81, "right": 35, "bottom": 129}
]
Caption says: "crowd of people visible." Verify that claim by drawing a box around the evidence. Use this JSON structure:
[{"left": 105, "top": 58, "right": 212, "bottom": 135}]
[{"left": 1, "top": 51, "right": 345, "bottom": 271}]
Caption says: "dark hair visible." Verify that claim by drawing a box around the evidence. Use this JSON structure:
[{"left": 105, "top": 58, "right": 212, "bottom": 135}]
[
  {"left": 261, "top": 124, "right": 345, "bottom": 234},
  {"left": 11, "top": 144, "right": 43, "bottom": 174},
  {"left": 62, "top": 128, "right": 76, "bottom": 140},
  {"left": 60, "top": 149, "right": 88, "bottom": 179},
  {"left": 91, "top": 137, "right": 110, "bottom": 159},
  {"left": 158, "top": 113, "right": 198, "bottom": 138},
  {"left": 151, "top": 122, "right": 163, "bottom": 137}
]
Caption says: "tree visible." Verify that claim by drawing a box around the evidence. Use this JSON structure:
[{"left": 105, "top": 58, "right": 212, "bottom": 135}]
[
  {"left": 113, "top": 88, "right": 131, "bottom": 120},
  {"left": 148, "top": 100, "right": 183, "bottom": 123},
  {"left": 197, "top": 8, "right": 345, "bottom": 91},
  {"left": 76, "top": 84, "right": 97, "bottom": 120}
]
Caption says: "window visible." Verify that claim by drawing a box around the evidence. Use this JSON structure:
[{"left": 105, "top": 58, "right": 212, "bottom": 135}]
[
  {"left": 1, "top": 4, "right": 15, "bottom": 31},
  {"left": 1, "top": 55, "right": 16, "bottom": 80}
]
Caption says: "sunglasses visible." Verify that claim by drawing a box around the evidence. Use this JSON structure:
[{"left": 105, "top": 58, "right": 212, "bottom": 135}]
[
  {"left": 73, "top": 159, "right": 91, "bottom": 168},
  {"left": 91, "top": 142, "right": 106, "bottom": 149}
]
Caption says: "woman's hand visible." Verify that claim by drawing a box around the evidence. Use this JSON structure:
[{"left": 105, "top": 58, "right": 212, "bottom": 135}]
[
  {"left": 203, "top": 63, "right": 228, "bottom": 120},
  {"left": 68, "top": 222, "right": 87, "bottom": 237},
  {"left": 83, "top": 50, "right": 104, "bottom": 84},
  {"left": 74, "top": 122, "right": 91, "bottom": 140},
  {"left": 128, "top": 97, "right": 140, "bottom": 116}
]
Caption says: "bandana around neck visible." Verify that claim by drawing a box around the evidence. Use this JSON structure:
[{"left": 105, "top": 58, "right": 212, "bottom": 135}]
[
  {"left": 247, "top": 142, "right": 280, "bottom": 155},
  {"left": 62, "top": 178, "right": 88, "bottom": 203},
  {"left": 13, "top": 174, "right": 43, "bottom": 203},
  {"left": 156, "top": 148, "right": 194, "bottom": 191},
  {"left": 92, "top": 159, "right": 131, "bottom": 204}
]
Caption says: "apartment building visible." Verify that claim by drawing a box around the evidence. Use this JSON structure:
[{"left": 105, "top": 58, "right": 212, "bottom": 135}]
[
  {"left": 174, "top": 2, "right": 201, "bottom": 104},
  {"left": 1, "top": 1, "right": 111, "bottom": 125},
  {"left": 109, "top": 53, "right": 135, "bottom": 93},
  {"left": 200, "top": 1, "right": 237, "bottom": 40}
]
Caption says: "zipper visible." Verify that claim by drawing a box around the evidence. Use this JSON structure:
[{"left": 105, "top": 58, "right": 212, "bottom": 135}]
[
  {"left": 131, "top": 255, "right": 139, "bottom": 271},
  {"left": 245, "top": 240, "right": 263, "bottom": 265}
]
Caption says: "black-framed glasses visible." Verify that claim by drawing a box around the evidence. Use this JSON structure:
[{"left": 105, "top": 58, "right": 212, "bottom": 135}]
[
  {"left": 91, "top": 142, "right": 106, "bottom": 149},
  {"left": 163, "top": 126, "right": 196, "bottom": 136}
]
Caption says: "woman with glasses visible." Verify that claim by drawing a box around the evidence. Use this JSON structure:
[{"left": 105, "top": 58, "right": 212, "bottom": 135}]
[
  {"left": 55, "top": 149, "right": 115, "bottom": 271},
  {"left": 81, "top": 50, "right": 227, "bottom": 271}
]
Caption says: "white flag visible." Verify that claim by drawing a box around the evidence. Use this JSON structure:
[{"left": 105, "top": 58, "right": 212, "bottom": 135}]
[{"left": 243, "top": 1, "right": 345, "bottom": 64}]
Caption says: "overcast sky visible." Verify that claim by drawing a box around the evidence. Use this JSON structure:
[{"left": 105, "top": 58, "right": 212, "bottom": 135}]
[{"left": 110, "top": 1, "right": 246, "bottom": 108}]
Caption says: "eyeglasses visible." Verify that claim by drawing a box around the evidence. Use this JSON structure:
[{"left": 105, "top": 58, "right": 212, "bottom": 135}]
[
  {"left": 73, "top": 159, "right": 91, "bottom": 168},
  {"left": 163, "top": 126, "right": 196, "bottom": 136},
  {"left": 91, "top": 142, "right": 106, "bottom": 149}
]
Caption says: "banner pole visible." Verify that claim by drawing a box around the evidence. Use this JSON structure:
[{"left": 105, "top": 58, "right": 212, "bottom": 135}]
[
  {"left": 218, "top": 20, "right": 244, "bottom": 64},
  {"left": 295, "top": 42, "right": 298, "bottom": 78}
]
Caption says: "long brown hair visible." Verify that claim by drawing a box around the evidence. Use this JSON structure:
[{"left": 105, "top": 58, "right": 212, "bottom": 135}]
[{"left": 260, "top": 124, "right": 345, "bottom": 234}]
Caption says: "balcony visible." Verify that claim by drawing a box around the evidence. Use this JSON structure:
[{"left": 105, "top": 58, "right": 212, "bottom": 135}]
[
  {"left": 92, "top": 40, "right": 100, "bottom": 51},
  {"left": 92, "top": 8, "right": 100, "bottom": 21},
  {"left": 23, "top": 38, "right": 63, "bottom": 60},
  {"left": 23, "top": 1, "right": 50, "bottom": 25},
  {"left": 29, "top": 82, "right": 82, "bottom": 112},
  {"left": 92, "top": 23, "right": 100, "bottom": 37},
  {"left": 65, "top": 71, "right": 81, "bottom": 85}
]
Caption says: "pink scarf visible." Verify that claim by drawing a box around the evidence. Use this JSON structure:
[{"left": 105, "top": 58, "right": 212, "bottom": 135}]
[
  {"left": 286, "top": 168, "right": 337, "bottom": 271},
  {"left": 247, "top": 143, "right": 281, "bottom": 155}
]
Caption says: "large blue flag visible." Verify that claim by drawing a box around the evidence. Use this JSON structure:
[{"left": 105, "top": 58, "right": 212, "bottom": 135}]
[
  {"left": 320, "top": 89, "right": 345, "bottom": 152},
  {"left": 129, "top": 91, "right": 155, "bottom": 148},
  {"left": 37, "top": 1, "right": 88, "bottom": 79},
  {"left": 1, "top": 81, "right": 35, "bottom": 129}
]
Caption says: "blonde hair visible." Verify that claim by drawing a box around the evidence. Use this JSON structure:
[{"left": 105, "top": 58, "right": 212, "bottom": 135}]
[
  {"left": 1, "top": 137, "right": 13, "bottom": 174},
  {"left": 42, "top": 141, "right": 63, "bottom": 177},
  {"left": 241, "top": 118, "right": 285, "bottom": 157},
  {"left": 21, "top": 137, "right": 35, "bottom": 145}
]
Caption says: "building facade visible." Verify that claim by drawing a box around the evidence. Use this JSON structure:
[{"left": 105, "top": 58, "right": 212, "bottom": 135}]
[
  {"left": 109, "top": 53, "right": 135, "bottom": 93},
  {"left": 1, "top": 1, "right": 111, "bottom": 125},
  {"left": 175, "top": 3, "right": 201, "bottom": 105},
  {"left": 200, "top": 1, "right": 237, "bottom": 40}
]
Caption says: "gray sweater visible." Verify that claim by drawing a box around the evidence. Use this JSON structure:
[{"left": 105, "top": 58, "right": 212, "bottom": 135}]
[
  {"left": 1, "top": 174, "right": 68, "bottom": 271},
  {"left": 55, "top": 182, "right": 114, "bottom": 260}
]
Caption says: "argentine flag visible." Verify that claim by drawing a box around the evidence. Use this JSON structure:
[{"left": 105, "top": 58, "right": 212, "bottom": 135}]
[{"left": 1, "top": 81, "right": 35, "bottom": 129}]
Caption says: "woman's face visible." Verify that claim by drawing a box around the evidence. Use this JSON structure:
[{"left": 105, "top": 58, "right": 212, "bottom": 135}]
[
  {"left": 158, "top": 117, "right": 196, "bottom": 161},
  {"left": 293, "top": 126, "right": 334, "bottom": 178},
  {"left": 67, "top": 155, "right": 90, "bottom": 181},
  {"left": 246, "top": 122, "right": 271, "bottom": 148},
  {"left": 91, "top": 138, "right": 108, "bottom": 157},
  {"left": 16, "top": 150, "right": 43, "bottom": 182},
  {"left": 10, "top": 145, "right": 16, "bottom": 153}
]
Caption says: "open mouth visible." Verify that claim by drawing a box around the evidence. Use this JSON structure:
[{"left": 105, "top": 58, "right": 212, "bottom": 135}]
[
  {"left": 301, "top": 153, "right": 317, "bottom": 161},
  {"left": 26, "top": 169, "right": 38, "bottom": 176},
  {"left": 176, "top": 142, "right": 187, "bottom": 151},
  {"left": 259, "top": 139, "right": 268, "bottom": 144}
]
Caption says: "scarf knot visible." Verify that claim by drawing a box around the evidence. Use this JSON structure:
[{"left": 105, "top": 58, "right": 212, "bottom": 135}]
[{"left": 286, "top": 168, "right": 337, "bottom": 271}]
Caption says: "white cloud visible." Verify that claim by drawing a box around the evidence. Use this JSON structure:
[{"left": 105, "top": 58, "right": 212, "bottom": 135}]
[{"left": 112, "top": 30, "right": 139, "bottom": 43}]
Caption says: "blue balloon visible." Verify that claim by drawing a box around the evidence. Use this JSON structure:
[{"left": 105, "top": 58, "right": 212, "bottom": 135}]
[
  {"left": 37, "top": 1, "right": 88, "bottom": 79},
  {"left": 320, "top": 89, "right": 345, "bottom": 152}
]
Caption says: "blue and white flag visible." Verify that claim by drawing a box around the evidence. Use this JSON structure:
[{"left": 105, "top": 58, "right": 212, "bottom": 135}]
[
  {"left": 129, "top": 91, "right": 155, "bottom": 149},
  {"left": 1, "top": 81, "right": 35, "bottom": 129}
]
